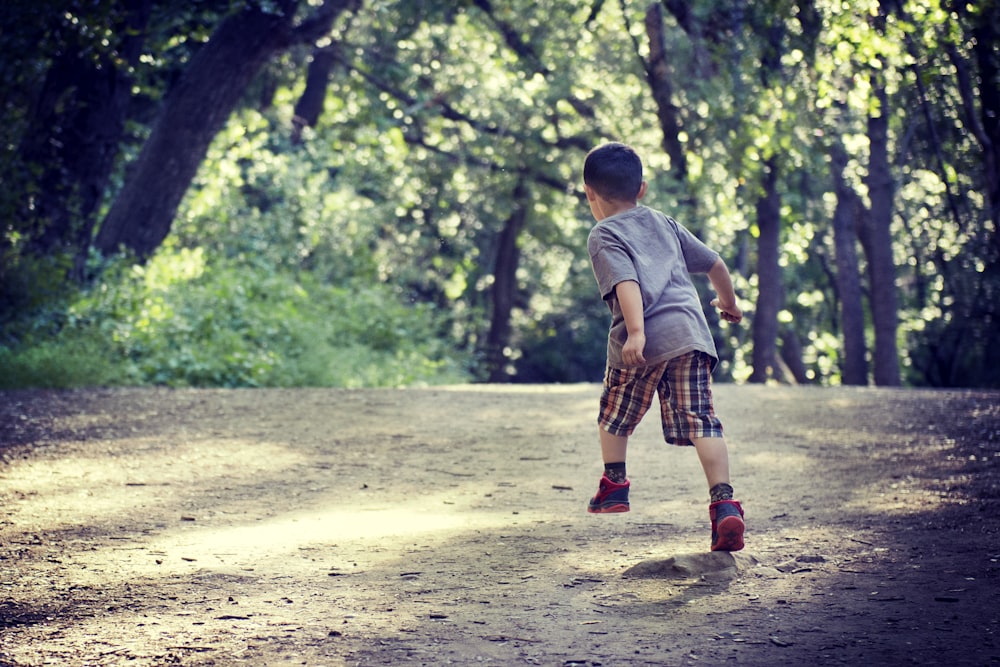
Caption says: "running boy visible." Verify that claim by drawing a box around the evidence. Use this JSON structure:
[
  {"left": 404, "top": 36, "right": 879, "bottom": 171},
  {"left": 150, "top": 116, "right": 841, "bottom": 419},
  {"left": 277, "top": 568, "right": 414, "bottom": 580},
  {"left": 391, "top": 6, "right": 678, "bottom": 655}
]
[{"left": 583, "top": 142, "right": 745, "bottom": 552}]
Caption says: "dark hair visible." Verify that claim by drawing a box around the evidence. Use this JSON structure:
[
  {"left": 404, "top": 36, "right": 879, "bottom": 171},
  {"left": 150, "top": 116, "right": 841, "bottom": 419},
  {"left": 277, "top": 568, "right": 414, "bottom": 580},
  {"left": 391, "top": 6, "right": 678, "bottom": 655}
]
[{"left": 583, "top": 142, "right": 643, "bottom": 201}]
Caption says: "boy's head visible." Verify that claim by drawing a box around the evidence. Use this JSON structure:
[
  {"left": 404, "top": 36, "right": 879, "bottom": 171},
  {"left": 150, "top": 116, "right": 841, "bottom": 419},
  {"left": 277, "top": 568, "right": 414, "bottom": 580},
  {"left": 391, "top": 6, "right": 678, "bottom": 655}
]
[{"left": 583, "top": 142, "right": 644, "bottom": 202}]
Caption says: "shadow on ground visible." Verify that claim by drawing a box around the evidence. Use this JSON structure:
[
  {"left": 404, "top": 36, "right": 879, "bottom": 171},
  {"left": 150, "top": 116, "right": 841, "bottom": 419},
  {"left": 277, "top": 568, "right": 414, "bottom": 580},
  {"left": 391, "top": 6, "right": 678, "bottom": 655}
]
[{"left": 0, "top": 385, "right": 997, "bottom": 666}]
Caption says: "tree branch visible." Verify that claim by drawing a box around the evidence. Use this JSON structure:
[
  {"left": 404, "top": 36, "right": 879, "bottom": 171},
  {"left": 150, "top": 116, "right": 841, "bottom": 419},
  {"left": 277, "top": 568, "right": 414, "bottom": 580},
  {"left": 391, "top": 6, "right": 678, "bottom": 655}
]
[
  {"left": 288, "top": 0, "right": 362, "bottom": 46},
  {"left": 469, "top": 0, "right": 549, "bottom": 75},
  {"left": 644, "top": 2, "right": 687, "bottom": 179},
  {"left": 331, "top": 48, "right": 593, "bottom": 153}
]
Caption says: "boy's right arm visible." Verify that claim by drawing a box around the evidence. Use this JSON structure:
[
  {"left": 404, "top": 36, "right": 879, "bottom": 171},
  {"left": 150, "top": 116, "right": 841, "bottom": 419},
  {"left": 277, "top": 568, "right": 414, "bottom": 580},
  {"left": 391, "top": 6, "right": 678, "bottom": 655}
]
[
  {"left": 707, "top": 258, "right": 743, "bottom": 324},
  {"left": 615, "top": 280, "right": 647, "bottom": 366}
]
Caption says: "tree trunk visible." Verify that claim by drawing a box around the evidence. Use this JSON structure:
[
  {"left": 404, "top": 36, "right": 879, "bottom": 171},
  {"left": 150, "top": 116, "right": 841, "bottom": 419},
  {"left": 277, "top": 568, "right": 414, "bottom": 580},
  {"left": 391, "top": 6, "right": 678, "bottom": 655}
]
[
  {"left": 644, "top": 3, "right": 687, "bottom": 180},
  {"left": 748, "top": 158, "right": 782, "bottom": 383},
  {"left": 292, "top": 44, "right": 339, "bottom": 144},
  {"left": 969, "top": 4, "right": 1000, "bottom": 237},
  {"left": 95, "top": 0, "right": 356, "bottom": 260},
  {"left": 486, "top": 179, "right": 529, "bottom": 382},
  {"left": 830, "top": 143, "right": 869, "bottom": 385},
  {"left": 780, "top": 328, "right": 809, "bottom": 384},
  {"left": 863, "top": 78, "right": 901, "bottom": 386},
  {"left": 95, "top": 4, "right": 297, "bottom": 259},
  {"left": 18, "top": 0, "right": 151, "bottom": 274}
]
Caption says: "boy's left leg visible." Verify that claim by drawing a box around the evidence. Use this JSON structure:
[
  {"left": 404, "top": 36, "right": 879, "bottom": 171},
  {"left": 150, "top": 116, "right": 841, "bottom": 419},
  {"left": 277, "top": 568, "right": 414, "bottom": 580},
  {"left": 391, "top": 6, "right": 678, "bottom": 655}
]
[
  {"left": 693, "top": 436, "right": 744, "bottom": 551},
  {"left": 660, "top": 352, "right": 745, "bottom": 551},
  {"left": 692, "top": 436, "right": 731, "bottom": 499}
]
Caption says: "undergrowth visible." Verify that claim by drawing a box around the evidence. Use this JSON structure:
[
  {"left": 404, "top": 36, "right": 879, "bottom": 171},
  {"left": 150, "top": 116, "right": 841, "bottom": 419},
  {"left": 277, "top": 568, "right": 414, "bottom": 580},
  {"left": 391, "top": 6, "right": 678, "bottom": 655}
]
[{"left": 0, "top": 249, "right": 472, "bottom": 389}]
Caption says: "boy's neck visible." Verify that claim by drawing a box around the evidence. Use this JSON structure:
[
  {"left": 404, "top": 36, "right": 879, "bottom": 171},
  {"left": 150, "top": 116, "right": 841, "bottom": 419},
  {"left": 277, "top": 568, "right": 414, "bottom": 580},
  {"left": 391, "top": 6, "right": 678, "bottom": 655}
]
[{"left": 595, "top": 199, "right": 639, "bottom": 221}]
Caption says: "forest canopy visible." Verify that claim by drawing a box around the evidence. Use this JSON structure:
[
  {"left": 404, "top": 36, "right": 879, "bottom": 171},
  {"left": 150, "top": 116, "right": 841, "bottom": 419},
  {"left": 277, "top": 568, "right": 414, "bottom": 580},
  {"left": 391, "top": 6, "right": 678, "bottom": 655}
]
[{"left": 1, "top": 0, "right": 997, "bottom": 389}]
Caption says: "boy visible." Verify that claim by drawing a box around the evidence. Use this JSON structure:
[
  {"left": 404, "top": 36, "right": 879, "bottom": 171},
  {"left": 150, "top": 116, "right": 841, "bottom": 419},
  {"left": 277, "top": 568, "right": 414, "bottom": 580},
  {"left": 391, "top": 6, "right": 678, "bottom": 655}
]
[{"left": 583, "top": 142, "right": 745, "bottom": 552}]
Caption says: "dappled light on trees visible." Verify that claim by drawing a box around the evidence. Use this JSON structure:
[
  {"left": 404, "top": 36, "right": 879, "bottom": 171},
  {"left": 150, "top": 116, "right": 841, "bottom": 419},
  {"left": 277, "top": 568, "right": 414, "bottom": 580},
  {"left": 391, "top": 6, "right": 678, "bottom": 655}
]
[{"left": 1, "top": 0, "right": 997, "bottom": 388}]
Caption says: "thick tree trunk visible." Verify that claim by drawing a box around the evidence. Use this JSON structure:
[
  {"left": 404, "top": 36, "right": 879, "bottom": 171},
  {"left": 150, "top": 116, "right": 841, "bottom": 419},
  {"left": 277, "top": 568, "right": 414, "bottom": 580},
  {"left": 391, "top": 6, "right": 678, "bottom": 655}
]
[
  {"left": 95, "top": 0, "right": 357, "bottom": 261},
  {"left": 486, "top": 180, "right": 528, "bottom": 382},
  {"left": 18, "top": 0, "right": 151, "bottom": 274},
  {"left": 95, "top": 4, "right": 299, "bottom": 259},
  {"left": 863, "top": 80, "right": 901, "bottom": 386},
  {"left": 749, "top": 158, "right": 782, "bottom": 383},
  {"left": 830, "top": 143, "right": 869, "bottom": 385}
]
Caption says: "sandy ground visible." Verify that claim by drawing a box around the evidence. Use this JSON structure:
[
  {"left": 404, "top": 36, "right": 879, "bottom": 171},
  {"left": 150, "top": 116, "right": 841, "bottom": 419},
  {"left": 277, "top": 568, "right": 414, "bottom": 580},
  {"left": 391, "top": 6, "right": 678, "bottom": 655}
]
[{"left": 0, "top": 384, "right": 998, "bottom": 666}]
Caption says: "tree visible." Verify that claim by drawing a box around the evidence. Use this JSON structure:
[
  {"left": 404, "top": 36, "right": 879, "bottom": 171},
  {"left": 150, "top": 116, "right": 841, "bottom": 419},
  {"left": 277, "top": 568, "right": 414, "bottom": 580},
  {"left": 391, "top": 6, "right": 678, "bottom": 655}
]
[
  {"left": 301, "top": 0, "right": 630, "bottom": 381},
  {"left": 954, "top": 0, "right": 1000, "bottom": 236},
  {"left": 860, "top": 72, "right": 901, "bottom": 386},
  {"left": 830, "top": 142, "right": 869, "bottom": 385},
  {"left": 486, "top": 179, "right": 529, "bottom": 381},
  {"left": 95, "top": 0, "right": 359, "bottom": 260},
  {"left": 20, "top": 1, "right": 152, "bottom": 274},
  {"left": 904, "top": 0, "right": 1000, "bottom": 387},
  {"left": 5, "top": 0, "right": 999, "bottom": 389},
  {"left": 643, "top": 0, "right": 811, "bottom": 383},
  {"left": 748, "top": 158, "right": 783, "bottom": 382},
  {"left": 0, "top": 0, "right": 160, "bottom": 301},
  {"left": 811, "top": 0, "right": 901, "bottom": 386},
  {"left": 642, "top": 2, "right": 687, "bottom": 182},
  {"left": 291, "top": 44, "right": 339, "bottom": 144}
]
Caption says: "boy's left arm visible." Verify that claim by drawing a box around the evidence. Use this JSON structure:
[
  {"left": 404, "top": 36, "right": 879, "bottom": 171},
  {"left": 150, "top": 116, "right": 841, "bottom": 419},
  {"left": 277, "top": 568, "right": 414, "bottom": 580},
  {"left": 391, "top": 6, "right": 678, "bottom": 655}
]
[{"left": 707, "top": 258, "right": 743, "bottom": 324}]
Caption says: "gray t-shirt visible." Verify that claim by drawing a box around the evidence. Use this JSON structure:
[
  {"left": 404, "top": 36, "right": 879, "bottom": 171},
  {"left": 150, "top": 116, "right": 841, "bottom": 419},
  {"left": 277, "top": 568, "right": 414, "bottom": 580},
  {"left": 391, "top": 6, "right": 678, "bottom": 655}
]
[{"left": 588, "top": 205, "right": 719, "bottom": 369}]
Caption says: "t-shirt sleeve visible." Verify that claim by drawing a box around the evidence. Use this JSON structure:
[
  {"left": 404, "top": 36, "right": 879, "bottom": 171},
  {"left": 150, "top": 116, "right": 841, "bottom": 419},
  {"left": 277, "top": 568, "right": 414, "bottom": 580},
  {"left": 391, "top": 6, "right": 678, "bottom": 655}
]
[
  {"left": 671, "top": 219, "right": 720, "bottom": 274},
  {"left": 588, "top": 229, "right": 638, "bottom": 302}
]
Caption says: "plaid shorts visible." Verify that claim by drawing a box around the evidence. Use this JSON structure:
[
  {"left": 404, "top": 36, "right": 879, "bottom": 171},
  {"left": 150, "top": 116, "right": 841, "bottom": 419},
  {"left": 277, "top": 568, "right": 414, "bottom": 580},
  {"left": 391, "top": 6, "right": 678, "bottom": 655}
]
[{"left": 598, "top": 350, "right": 723, "bottom": 446}]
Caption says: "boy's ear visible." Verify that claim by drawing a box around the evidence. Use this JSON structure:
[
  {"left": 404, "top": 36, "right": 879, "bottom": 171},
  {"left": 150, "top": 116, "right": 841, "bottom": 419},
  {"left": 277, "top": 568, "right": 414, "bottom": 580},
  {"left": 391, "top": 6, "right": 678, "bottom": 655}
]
[
  {"left": 584, "top": 184, "right": 598, "bottom": 201},
  {"left": 637, "top": 181, "right": 648, "bottom": 200}
]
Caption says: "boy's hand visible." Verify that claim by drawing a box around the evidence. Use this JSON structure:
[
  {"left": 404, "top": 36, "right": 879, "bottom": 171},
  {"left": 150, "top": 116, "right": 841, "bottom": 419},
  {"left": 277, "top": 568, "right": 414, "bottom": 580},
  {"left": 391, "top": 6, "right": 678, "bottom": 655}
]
[
  {"left": 622, "top": 332, "right": 647, "bottom": 366},
  {"left": 711, "top": 298, "right": 743, "bottom": 324}
]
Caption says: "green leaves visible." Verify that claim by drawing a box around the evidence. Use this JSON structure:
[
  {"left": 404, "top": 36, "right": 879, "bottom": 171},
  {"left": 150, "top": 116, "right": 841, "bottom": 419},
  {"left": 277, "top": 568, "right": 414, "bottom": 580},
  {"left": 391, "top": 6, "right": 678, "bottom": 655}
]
[
  {"left": 0, "top": 249, "right": 470, "bottom": 389},
  {"left": 2, "top": 0, "right": 997, "bottom": 387}
]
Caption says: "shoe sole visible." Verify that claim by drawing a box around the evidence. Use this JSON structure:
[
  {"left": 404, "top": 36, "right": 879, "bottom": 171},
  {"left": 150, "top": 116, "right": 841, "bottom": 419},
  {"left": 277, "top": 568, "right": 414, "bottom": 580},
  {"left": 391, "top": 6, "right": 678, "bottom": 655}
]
[
  {"left": 712, "top": 516, "right": 745, "bottom": 551},
  {"left": 587, "top": 503, "right": 630, "bottom": 514}
]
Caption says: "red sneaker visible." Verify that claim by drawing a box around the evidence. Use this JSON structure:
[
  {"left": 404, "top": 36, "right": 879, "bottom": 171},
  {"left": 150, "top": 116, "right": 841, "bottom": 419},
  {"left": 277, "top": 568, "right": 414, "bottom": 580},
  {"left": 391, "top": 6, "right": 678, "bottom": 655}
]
[
  {"left": 587, "top": 475, "right": 630, "bottom": 513},
  {"left": 709, "top": 499, "right": 745, "bottom": 551}
]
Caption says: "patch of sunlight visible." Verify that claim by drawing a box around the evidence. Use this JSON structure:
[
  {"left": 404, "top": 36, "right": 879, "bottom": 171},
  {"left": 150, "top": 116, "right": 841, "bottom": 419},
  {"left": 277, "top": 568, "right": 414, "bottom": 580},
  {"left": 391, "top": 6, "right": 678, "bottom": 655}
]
[
  {"left": 845, "top": 478, "right": 968, "bottom": 516},
  {"left": 740, "top": 449, "right": 813, "bottom": 473},
  {"left": 72, "top": 486, "right": 519, "bottom": 580},
  {"left": 143, "top": 246, "right": 206, "bottom": 291},
  {"left": 433, "top": 383, "right": 597, "bottom": 393},
  {"left": 2, "top": 437, "right": 307, "bottom": 527}
]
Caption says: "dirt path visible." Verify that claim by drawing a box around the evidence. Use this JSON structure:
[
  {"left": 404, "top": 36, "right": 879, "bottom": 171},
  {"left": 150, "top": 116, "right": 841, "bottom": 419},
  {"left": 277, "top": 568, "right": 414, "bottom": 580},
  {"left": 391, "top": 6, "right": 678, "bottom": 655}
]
[{"left": 1, "top": 384, "right": 998, "bottom": 666}]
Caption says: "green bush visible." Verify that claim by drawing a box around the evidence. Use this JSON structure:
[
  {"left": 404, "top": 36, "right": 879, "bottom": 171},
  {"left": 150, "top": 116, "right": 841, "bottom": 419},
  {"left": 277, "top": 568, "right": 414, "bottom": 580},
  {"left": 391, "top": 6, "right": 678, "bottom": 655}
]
[
  {"left": 0, "top": 330, "right": 127, "bottom": 388},
  {"left": 0, "top": 249, "right": 472, "bottom": 389}
]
